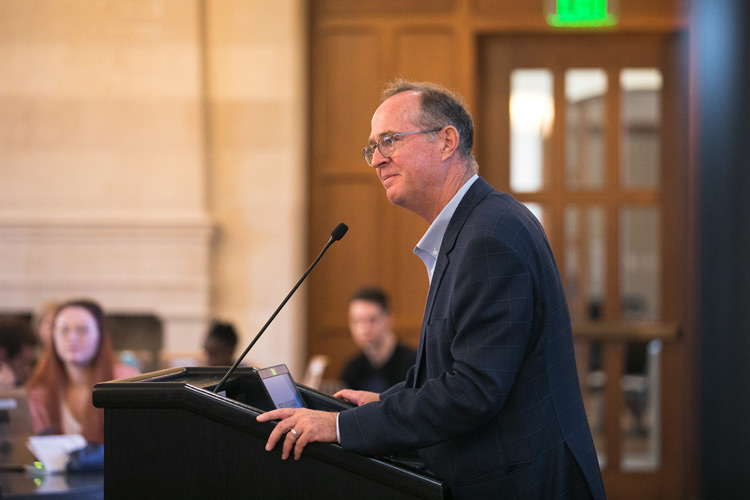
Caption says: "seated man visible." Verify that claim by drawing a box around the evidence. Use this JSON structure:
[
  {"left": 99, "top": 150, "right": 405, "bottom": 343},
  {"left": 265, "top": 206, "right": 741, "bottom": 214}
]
[
  {"left": 340, "top": 287, "right": 416, "bottom": 393},
  {"left": 203, "top": 321, "right": 239, "bottom": 367}
]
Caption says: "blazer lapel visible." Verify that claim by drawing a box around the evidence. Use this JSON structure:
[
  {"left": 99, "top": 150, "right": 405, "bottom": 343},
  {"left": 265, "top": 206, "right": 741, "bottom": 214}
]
[{"left": 412, "top": 177, "right": 495, "bottom": 386}]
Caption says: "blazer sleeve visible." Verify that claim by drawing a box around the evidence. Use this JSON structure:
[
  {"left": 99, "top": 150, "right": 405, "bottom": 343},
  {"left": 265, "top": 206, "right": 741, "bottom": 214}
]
[{"left": 339, "top": 225, "right": 539, "bottom": 455}]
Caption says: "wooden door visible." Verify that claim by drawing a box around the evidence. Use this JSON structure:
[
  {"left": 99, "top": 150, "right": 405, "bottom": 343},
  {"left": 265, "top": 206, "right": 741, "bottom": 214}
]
[{"left": 477, "top": 33, "right": 691, "bottom": 499}]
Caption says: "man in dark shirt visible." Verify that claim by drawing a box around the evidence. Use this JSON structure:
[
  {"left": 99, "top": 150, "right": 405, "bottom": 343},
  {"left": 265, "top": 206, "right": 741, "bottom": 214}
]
[{"left": 340, "top": 287, "right": 416, "bottom": 393}]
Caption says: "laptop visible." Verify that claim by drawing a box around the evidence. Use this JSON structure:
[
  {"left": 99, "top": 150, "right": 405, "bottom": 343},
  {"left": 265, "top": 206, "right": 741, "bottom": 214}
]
[{"left": 0, "top": 388, "right": 38, "bottom": 470}]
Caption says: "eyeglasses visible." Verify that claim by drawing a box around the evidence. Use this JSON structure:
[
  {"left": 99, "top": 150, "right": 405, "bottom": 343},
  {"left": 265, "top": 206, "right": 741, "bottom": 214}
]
[{"left": 361, "top": 128, "right": 443, "bottom": 166}]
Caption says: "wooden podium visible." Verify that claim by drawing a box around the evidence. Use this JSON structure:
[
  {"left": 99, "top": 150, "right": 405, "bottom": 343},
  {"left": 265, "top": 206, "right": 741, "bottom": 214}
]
[{"left": 93, "top": 367, "right": 446, "bottom": 500}]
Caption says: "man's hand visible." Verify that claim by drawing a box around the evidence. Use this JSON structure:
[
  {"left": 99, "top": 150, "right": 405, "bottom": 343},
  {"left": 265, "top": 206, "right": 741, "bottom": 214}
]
[
  {"left": 333, "top": 389, "right": 380, "bottom": 406},
  {"left": 256, "top": 408, "right": 338, "bottom": 461}
]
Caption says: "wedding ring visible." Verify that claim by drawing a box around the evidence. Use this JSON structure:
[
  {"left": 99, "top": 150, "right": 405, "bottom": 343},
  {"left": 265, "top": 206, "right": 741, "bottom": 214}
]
[{"left": 290, "top": 428, "right": 298, "bottom": 439}]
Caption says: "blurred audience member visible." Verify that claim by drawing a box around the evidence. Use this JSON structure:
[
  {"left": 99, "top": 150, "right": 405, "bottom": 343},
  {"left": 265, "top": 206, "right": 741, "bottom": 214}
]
[
  {"left": 0, "top": 317, "right": 39, "bottom": 387},
  {"left": 25, "top": 299, "right": 139, "bottom": 444},
  {"left": 340, "top": 287, "right": 416, "bottom": 393},
  {"left": 203, "top": 321, "right": 238, "bottom": 366},
  {"left": 32, "top": 300, "right": 59, "bottom": 350}
]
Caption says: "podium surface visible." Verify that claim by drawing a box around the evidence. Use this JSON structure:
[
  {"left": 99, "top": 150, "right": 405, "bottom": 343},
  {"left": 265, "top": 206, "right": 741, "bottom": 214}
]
[{"left": 93, "top": 367, "right": 445, "bottom": 500}]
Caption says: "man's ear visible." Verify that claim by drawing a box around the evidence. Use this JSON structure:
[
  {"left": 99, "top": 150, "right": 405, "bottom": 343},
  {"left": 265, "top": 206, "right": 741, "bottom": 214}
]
[{"left": 440, "top": 126, "right": 460, "bottom": 161}]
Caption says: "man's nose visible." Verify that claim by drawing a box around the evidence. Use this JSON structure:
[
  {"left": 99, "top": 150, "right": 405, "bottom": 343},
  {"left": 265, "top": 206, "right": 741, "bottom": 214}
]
[{"left": 371, "top": 148, "right": 388, "bottom": 168}]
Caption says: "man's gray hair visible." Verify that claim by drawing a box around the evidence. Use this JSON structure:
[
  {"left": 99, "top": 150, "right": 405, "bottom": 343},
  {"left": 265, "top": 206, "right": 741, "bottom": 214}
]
[{"left": 382, "top": 79, "right": 477, "bottom": 171}]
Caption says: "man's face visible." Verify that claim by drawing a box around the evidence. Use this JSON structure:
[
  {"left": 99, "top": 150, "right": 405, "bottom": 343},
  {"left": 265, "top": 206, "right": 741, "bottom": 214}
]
[
  {"left": 348, "top": 300, "right": 390, "bottom": 351},
  {"left": 369, "top": 92, "right": 443, "bottom": 216}
]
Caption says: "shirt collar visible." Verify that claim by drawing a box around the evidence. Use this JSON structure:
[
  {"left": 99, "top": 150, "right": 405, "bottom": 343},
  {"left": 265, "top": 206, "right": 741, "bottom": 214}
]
[{"left": 414, "top": 174, "right": 478, "bottom": 281}]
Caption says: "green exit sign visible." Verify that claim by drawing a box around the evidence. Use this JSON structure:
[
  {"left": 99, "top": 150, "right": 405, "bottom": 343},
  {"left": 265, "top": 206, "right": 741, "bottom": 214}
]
[{"left": 547, "top": 0, "right": 618, "bottom": 28}]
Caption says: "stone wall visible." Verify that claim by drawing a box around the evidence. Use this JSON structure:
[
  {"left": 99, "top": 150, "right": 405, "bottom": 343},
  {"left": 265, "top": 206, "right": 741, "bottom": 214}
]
[{"left": 0, "top": 0, "right": 307, "bottom": 375}]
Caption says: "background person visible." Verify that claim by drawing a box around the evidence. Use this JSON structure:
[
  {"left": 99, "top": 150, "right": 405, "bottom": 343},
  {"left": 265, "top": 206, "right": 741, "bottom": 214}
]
[
  {"left": 258, "top": 80, "right": 606, "bottom": 500},
  {"left": 25, "top": 299, "right": 139, "bottom": 444},
  {"left": 340, "top": 287, "right": 416, "bottom": 393},
  {"left": 0, "top": 317, "right": 39, "bottom": 387},
  {"left": 32, "top": 300, "right": 59, "bottom": 351},
  {"left": 202, "top": 321, "right": 238, "bottom": 367}
]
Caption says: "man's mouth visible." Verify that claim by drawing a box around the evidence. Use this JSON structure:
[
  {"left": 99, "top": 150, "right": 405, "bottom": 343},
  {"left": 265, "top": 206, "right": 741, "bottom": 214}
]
[{"left": 380, "top": 173, "right": 397, "bottom": 186}]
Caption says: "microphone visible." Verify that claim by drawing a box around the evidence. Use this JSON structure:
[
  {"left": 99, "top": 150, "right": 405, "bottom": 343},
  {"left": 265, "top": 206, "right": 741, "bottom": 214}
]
[{"left": 213, "top": 223, "right": 349, "bottom": 393}]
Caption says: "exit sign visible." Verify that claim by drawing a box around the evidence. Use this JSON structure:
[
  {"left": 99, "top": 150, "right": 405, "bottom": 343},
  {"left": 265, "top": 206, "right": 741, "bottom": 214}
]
[{"left": 546, "top": 0, "right": 618, "bottom": 28}]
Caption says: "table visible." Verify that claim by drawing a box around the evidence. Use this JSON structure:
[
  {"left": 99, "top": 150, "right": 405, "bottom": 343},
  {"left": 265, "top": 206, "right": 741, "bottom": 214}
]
[{"left": 0, "top": 471, "right": 103, "bottom": 499}]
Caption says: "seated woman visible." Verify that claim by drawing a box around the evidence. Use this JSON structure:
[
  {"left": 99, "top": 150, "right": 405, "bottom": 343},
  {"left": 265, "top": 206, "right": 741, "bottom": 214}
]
[{"left": 25, "top": 299, "right": 139, "bottom": 444}]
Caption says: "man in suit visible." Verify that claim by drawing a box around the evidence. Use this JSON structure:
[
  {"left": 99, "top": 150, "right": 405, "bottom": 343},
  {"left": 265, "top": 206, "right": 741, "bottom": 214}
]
[{"left": 258, "top": 80, "right": 606, "bottom": 500}]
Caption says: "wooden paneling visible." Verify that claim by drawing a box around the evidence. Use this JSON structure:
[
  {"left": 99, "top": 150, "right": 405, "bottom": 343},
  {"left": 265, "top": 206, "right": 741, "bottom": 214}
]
[
  {"left": 394, "top": 28, "right": 459, "bottom": 86},
  {"left": 308, "top": 26, "right": 389, "bottom": 380},
  {"left": 308, "top": 11, "right": 466, "bottom": 379},
  {"left": 310, "top": 182, "right": 383, "bottom": 325},
  {"left": 315, "top": 0, "right": 456, "bottom": 17},
  {"left": 312, "top": 29, "right": 381, "bottom": 172},
  {"left": 471, "top": 0, "right": 546, "bottom": 17}
]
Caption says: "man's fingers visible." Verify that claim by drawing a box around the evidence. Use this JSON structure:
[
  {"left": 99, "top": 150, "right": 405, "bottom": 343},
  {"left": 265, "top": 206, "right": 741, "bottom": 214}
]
[
  {"left": 282, "top": 428, "right": 298, "bottom": 460},
  {"left": 293, "top": 432, "right": 309, "bottom": 461},
  {"left": 264, "top": 423, "right": 286, "bottom": 451},
  {"left": 256, "top": 407, "right": 296, "bottom": 422},
  {"left": 332, "top": 389, "right": 379, "bottom": 406}
]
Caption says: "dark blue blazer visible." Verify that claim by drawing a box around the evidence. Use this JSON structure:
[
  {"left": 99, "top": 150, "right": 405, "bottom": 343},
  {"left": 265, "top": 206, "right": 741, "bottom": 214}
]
[{"left": 339, "top": 178, "right": 606, "bottom": 500}]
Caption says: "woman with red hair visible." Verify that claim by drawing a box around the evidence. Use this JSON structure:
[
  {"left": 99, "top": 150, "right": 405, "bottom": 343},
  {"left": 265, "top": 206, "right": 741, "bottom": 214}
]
[{"left": 25, "top": 299, "right": 139, "bottom": 444}]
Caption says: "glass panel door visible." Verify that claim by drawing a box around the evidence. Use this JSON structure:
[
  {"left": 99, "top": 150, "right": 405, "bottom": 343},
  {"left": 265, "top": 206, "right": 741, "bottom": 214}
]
[{"left": 478, "top": 34, "right": 687, "bottom": 499}]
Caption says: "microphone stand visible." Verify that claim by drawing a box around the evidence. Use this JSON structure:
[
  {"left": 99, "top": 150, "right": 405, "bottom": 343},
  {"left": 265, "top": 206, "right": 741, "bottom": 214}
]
[{"left": 213, "top": 223, "right": 348, "bottom": 394}]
